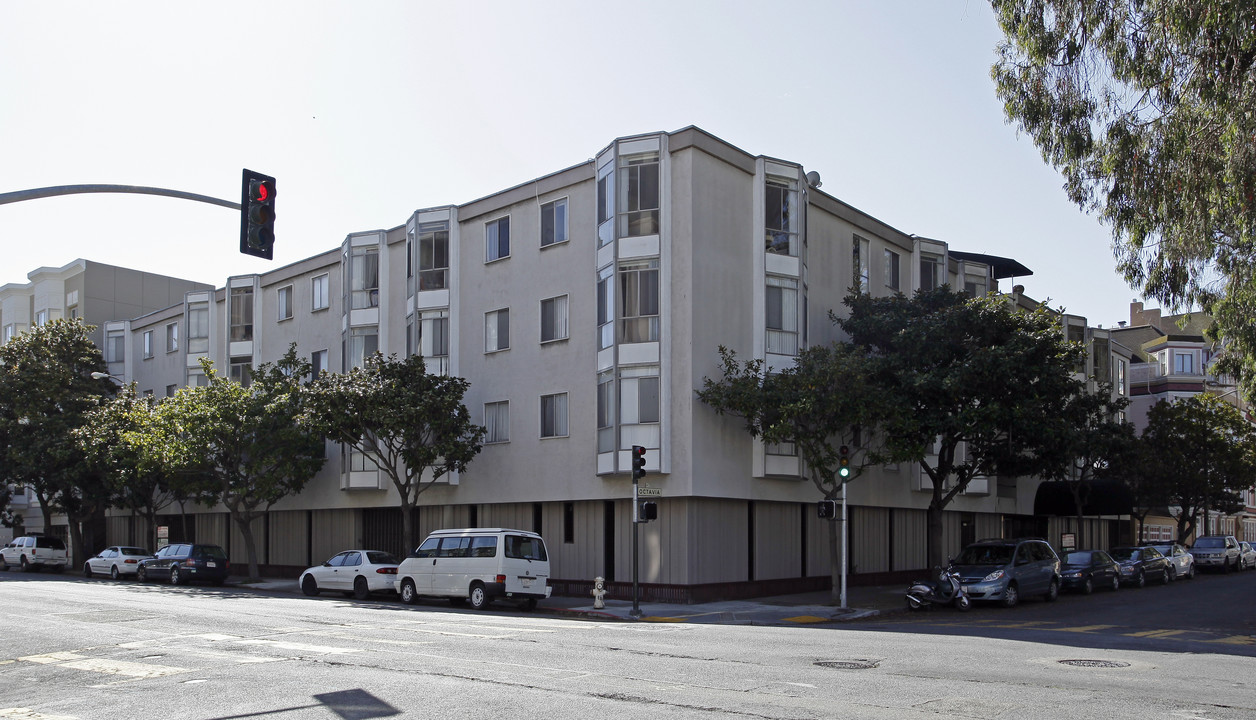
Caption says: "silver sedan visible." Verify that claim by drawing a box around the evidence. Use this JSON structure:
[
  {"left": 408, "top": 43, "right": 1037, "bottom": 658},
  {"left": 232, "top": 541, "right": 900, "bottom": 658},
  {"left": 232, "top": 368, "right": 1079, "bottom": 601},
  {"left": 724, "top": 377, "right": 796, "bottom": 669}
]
[
  {"left": 83, "top": 546, "right": 154, "bottom": 580},
  {"left": 299, "top": 550, "right": 400, "bottom": 600}
]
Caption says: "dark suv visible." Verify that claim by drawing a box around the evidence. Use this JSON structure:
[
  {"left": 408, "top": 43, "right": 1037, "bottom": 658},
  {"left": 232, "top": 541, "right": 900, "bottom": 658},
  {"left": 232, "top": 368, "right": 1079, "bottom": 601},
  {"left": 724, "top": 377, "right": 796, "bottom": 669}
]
[
  {"left": 951, "top": 538, "right": 1061, "bottom": 608},
  {"left": 137, "top": 543, "right": 229, "bottom": 586}
]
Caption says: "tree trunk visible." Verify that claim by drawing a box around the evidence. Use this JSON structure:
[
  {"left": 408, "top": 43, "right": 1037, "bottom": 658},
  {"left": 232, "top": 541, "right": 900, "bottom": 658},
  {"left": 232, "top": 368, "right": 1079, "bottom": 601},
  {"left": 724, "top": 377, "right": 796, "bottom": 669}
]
[
  {"left": 400, "top": 496, "right": 416, "bottom": 554},
  {"left": 232, "top": 510, "right": 262, "bottom": 580},
  {"left": 926, "top": 500, "right": 945, "bottom": 570},
  {"left": 66, "top": 516, "right": 85, "bottom": 570}
]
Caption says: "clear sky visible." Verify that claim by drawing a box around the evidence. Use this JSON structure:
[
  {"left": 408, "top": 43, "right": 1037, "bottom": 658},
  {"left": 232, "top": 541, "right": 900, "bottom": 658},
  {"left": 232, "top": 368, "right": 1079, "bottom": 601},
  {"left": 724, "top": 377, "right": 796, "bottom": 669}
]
[{"left": 1, "top": 0, "right": 1148, "bottom": 327}]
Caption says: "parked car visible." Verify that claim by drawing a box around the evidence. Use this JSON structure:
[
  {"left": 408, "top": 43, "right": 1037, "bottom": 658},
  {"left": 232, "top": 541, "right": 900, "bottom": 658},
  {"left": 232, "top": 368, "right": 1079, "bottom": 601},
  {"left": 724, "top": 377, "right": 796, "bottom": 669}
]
[
  {"left": 1149, "top": 542, "right": 1195, "bottom": 580},
  {"left": 0, "top": 534, "right": 68, "bottom": 573},
  {"left": 1109, "top": 546, "right": 1171, "bottom": 587},
  {"left": 1058, "top": 550, "right": 1121, "bottom": 594},
  {"left": 1190, "top": 535, "right": 1241, "bottom": 573},
  {"left": 136, "top": 543, "right": 229, "bottom": 586},
  {"left": 300, "top": 550, "right": 400, "bottom": 600},
  {"left": 951, "top": 538, "right": 1061, "bottom": 608},
  {"left": 84, "top": 546, "right": 153, "bottom": 580},
  {"left": 1238, "top": 542, "right": 1256, "bottom": 571},
  {"left": 396, "top": 528, "right": 552, "bottom": 610}
]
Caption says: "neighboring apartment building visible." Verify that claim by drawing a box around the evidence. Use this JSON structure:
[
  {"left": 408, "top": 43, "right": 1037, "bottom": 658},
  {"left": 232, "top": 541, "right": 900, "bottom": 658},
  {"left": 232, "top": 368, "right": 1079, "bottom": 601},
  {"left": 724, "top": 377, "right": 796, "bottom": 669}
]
[
  {"left": 1113, "top": 301, "right": 1256, "bottom": 543},
  {"left": 14, "top": 128, "right": 1128, "bottom": 599},
  {"left": 0, "top": 260, "right": 214, "bottom": 543}
]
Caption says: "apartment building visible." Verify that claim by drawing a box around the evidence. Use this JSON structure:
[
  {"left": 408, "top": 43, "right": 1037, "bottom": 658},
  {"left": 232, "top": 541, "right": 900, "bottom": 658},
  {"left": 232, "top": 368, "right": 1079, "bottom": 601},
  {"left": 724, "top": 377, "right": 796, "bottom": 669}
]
[{"left": 13, "top": 128, "right": 1132, "bottom": 599}]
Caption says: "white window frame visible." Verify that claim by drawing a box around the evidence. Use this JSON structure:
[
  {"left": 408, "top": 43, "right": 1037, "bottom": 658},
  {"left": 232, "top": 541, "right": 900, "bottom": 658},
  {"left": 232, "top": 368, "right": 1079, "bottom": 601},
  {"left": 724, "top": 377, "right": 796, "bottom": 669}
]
[
  {"left": 142, "top": 330, "right": 154, "bottom": 360},
  {"left": 765, "top": 176, "right": 799, "bottom": 256},
  {"left": 618, "top": 259, "right": 659, "bottom": 344},
  {"left": 312, "top": 273, "right": 330, "bottom": 311},
  {"left": 540, "top": 295, "right": 569, "bottom": 343},
  {"left": 277, "top": 285, "right": 294, "bottom": 321},
  {"left": 853, "top": 236, "right": 870, "bottom": 293},
  {"left": 619, "top": 152, "right": 660, "bottom": 238},
  {"left": 484, "top": 401, "right": 509, "bottom": 444},
  {"left": 541, "top": 197, "right": 568, "bottom": 248},
  {"left": 166, "top": 321, "right": 179, "bottom": 353},
  {"left": 540, "top": 392, "right": 569, "bottom": 439},
  {"left": 230, "top": 287, "right": 254, "bottom": 343},
  {"left": 311, "top": 349, "right": 329, "bottom": 376},
  {"left": 349, "top": 246, "right": 380, "bottom": 310},
  {"left": 486, "top": 216, "right": 510, "bottom": 263},
  {"left": 485, "top": 308, "right": 510, "bottom": 353},
  {"left": 884, "top": 249, "right": 900, "bottom": 291},
  {"left": 766, "top": 276, "right": 799, "bottom": 355}
]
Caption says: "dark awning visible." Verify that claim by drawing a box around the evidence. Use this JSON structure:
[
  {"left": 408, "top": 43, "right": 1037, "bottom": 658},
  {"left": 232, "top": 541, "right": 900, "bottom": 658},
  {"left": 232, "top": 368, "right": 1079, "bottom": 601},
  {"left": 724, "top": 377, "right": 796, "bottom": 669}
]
[
  {"left": 948, "top": 251, "right": 1034, "bottom": 280},
  {"left": 1033, "top": 480, "right": 1134, "bottom": 517}
]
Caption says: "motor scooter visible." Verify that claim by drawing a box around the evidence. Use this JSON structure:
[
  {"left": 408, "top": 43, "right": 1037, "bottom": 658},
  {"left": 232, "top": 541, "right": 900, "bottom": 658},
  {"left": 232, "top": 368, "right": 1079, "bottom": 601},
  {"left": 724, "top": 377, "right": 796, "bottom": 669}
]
[{"left": 905, "top": 565, "right": 971, "bottom": 611}]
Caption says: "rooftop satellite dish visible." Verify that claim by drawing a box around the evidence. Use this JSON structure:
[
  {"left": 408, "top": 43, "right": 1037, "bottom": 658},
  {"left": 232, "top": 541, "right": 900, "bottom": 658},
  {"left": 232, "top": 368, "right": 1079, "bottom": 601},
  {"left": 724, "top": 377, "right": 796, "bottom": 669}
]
[{"left": 805, "top": 171, "right": 822, "bottom": 188}]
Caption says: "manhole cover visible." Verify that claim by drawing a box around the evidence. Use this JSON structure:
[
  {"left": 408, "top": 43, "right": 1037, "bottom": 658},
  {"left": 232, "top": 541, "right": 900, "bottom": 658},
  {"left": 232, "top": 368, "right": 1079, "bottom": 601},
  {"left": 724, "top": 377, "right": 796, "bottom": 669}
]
[
  {"left": 1059, "top": 659, "right": 1130, "bottom": 668},
  {"left": 815, "top": 659, "right": 879, "bottom": 670}
]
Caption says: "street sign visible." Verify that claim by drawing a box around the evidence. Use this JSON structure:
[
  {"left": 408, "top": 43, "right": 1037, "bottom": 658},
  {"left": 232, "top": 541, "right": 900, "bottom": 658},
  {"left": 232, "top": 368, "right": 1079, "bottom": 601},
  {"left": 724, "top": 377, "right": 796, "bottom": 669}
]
[{"left": 638, "top": 487, "right": 662, "bottom": 497}]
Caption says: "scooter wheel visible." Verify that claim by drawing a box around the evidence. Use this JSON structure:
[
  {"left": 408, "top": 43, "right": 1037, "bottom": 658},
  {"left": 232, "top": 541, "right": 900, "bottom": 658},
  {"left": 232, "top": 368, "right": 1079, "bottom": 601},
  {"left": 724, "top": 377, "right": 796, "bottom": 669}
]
[
  {"left": 955, "top": 596, "right": 972, "bottom": 612},
  {"left": 906, "top": 598, "right": 923, "bottom": 611}
]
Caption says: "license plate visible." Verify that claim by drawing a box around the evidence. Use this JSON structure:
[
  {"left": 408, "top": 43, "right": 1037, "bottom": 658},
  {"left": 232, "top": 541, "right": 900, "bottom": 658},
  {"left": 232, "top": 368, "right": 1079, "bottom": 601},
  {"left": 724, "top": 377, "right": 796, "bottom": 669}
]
[
  {"left": 206, "top": 562, "right": 217, "bottom": 568},
  {"left": 520, "top": 577, "right": 532, "bottom": 588}
]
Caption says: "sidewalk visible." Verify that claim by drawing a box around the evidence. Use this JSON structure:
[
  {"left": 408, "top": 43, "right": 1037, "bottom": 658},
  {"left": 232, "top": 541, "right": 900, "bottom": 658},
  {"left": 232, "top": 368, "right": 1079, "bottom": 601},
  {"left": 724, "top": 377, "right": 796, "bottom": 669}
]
[{"left": 232, "top": 576, "right": 909, "bottom": 626}]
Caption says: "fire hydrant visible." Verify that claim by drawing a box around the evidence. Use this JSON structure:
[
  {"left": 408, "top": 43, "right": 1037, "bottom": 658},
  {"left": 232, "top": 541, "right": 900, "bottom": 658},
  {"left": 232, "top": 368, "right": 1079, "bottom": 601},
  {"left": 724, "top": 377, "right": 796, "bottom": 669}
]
[{"left": 591, "top": 576, "right": 606, "bottom": 609}]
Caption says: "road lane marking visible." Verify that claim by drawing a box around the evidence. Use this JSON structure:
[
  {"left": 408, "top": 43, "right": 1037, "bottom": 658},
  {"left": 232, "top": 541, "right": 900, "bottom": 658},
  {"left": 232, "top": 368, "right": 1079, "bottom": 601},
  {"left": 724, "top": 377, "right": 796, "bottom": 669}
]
[
  {"left": 0, "top": 709, "right": 78, "bottom": 720},
  {"left": 1053, "top": 625, "right": 1118, "bottom": 633},
  {"left": 1206, "top": 635, "right": 1256, "bottom": 645},
  {"left": 59, "top": 658, "right": 186, "bottom": 679},
  {"left": 233, "top": 639, "right": 359, "bottom": 654},
  {"left": 1125, "top": 629, "right": 1190, "bottom": 638},
  {"left": 18, "top": 652, "right": 88, "bottom": 664}
]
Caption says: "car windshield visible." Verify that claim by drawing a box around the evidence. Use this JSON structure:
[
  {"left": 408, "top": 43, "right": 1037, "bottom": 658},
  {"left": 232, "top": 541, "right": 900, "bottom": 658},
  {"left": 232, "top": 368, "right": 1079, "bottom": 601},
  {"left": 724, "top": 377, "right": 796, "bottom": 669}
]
[
  {"left": 1193, "top": 537, "right": 1224, "bottom": 549},
  {"left": 365, "top": 551, "right": 399, "bottom": 565},
  {"left": 954, "top": 545, "right": 1013, "bottom": 565},
  {"left": 1110, "top": 548, "right": 1138, "bottom": 561},
  {"left": 1063, "top": 551, "right": 1092, "bottom": 565}
]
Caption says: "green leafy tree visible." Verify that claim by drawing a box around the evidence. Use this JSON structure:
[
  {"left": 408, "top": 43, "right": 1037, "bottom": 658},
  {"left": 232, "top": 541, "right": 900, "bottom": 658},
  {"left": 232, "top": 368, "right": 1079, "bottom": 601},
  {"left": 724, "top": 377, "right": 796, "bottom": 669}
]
[
  {"left": 0, "top": 319, "right": 115, "bottom": 562},
  {"left": 698, "top": 344, "right": 884, "bottom": 603},
  {"left": 76, "top": 384, "right": 190, "bottom": 551},
  {"left": 1141, "top": 394, "right": 1254, "bottom": 541},
  {"left": 991, "top": 0, "right": 1256, "bottom": 396},
  {"left": 841, "top": 289, "right": 1086, "bottom": 569},
  {"left": 146, "top": 349, "right": 325, "bottom": 580},
  {"left": 304, "top": 353, "right": 485, "bottom": 552}
]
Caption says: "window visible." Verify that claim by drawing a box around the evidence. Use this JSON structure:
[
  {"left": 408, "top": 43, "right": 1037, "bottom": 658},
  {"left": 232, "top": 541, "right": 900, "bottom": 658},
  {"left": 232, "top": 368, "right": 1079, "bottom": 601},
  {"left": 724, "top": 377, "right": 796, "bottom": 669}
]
[
  {"left": 35, "top": 310, "right": 47, "bottom": 326},
  {"left": 596, "top": 265, "right": 614, "bottom": 350},
  {"left": 597, "top": 371, "right": 614, "bottom": 453},
  {"left": 418, "top": 221, "right": 450, "bottom": 291},
  {"left": 486, "top": 216, "right": 510, "bottom": 262},
  {"left": 418, "top": 310, "right": 450, "bottom": 368},
  {"left": 619, "top": 152, "right": 660, "bottom": 237},
  {"left": 1174, "top": 352, "right": 1194, "bottom": 374},
  {"left": 766, "top": 276, "right": 799, "bottom": 355},
  {"left": 312, "top": 273, "right": 330, "bottom": 311},
  {"left": 349, "top": 246, "right": 380, "bottom": 309},
  {"left": 541, "top": 393, "right": 568, "bottom": 438},
  {"left": 563, "top": 502, "right": 574, "bottom": 544},
  {"left": 348, "top": 447, "right": 372, "bottom": 472},
  {"left": 485, "top": 401, "right": 509, "bottom": 444},
  {"left": 920, "top": 254, "right": 941, "bottom": 291},
  {"left": 620, "top": 372, "right": 660, "bottom": 424},
  {"left": 884, "top": 249, "right": 900, "bottom": 291},
  {"left": 311, "top": 349, "right": 328, "bottom": 376},
  {"left": 230, "top": 357, "right": 252, "bottom": 386},
  {"left": 1115, "top": 358, "right": 1127, "bottom": 395},
  {"left": 277, "top": 285, "right": 293, "bottom": 321},
  {"left": 766, "top": 441, "right": 797, "bottom": 456},
  {"left": 165, "top": 384, "right": 178, "bottom": 398},
  {"left": 230, "top": 287, "right": 253, "bottom": 342},
  {"left": 142, "top": 330, "right": 154, "bottom": 359},
  {"left": 765, "top": 177, "right": 798, "bottom": 255},
  {"left": 3, "top": 324, "right": 15, "bottom": 344},
  {"left": 187, "top": 303, "right": 209, "bottom": 354},
  {"left": 166, "top": 322, "right": 179, "bottom": 353},
  {"left": 188, "top": 368, "right": 208, "bottom": 387},
  {"left": 540, "top": 295, "right": 569, "bottom": 343},
  {"left": 347, "top": 327, "right": 378, "bottom": 369},
  {"left": 541, "top": 198, "right": 568, "bottom": 247},
  {"left": 485, "top": 309, "right": 510, "bottom": 352},
  {"left": 597, "top": 170, "right": 615, "bottom": 247},
  {"left": 853, "top": 236, "right": 869, "bottom": 293},
  {"left": 619, "top": 259, "right": 659, "bottom": 343}
]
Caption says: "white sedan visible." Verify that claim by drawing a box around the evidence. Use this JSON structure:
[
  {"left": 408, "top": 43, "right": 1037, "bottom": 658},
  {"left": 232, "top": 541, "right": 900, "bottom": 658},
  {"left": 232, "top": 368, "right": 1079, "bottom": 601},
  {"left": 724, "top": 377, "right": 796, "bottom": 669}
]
[
  {"left": 83, "top": 546, "right": 154, "bottom": 580},
  {"left": 299, "top": 550, "right": 400, "bottom": 600}
]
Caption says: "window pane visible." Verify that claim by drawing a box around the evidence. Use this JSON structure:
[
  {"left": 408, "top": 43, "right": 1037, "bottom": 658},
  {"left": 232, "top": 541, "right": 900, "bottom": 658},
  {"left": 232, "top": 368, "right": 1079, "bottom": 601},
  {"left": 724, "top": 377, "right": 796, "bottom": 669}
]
[
  {"left": 541, "top": 393, "right": 568, "bottom": 438},
  {"left": 638, "top": 377, "right": 660, "bottom": 423},
  {"left": 485, "top": 401, "right": 509, "bottom": 443}
]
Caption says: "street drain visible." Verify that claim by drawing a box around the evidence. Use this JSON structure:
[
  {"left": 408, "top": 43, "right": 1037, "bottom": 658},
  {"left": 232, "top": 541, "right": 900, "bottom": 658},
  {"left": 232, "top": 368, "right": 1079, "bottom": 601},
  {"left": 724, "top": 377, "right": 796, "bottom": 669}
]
[
  {"left": 815, "top": 659, "right": 879, "bottom": 670},
  {"left": 1059, "top": 659, "right": 1130, "bottom": 668}
]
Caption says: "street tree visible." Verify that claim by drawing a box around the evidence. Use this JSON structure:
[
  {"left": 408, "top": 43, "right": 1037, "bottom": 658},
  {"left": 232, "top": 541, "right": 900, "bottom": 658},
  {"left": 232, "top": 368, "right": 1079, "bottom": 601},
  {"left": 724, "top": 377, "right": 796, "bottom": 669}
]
[
  {"left": 0, "top": 319, "right": 115, "bottom": 560},
  {"left": 146, "top": 350, "right": 325, "bottom": 580},
  {"left": 840, "top": 289, "right": 1086, "bottom": 569},
  {"left": 698, "top": 344, "right": 885, "bottom": 603},
  {"left": 1140, "top": 394, "right": 1255, "bottom": 541},
  {"left": 991, "top": 0, "right": 1256, "bottom": 396},
  {"left": 304, "top": 353, "right": 485, "bottom": 552}
]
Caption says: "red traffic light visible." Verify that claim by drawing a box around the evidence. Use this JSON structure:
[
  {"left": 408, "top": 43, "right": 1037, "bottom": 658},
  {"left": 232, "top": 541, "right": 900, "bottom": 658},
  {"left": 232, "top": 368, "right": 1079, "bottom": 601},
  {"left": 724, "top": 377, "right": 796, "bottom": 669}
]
[{"left": 251, "top": 179, "right": 273, "bottom": 203}]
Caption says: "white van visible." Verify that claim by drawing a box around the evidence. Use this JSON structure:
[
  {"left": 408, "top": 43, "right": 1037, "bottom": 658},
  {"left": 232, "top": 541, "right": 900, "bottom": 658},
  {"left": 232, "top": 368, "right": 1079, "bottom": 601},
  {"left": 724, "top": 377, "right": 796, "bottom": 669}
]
[{"left": 396, "top": 528, "right": 552, "bottom": 610}]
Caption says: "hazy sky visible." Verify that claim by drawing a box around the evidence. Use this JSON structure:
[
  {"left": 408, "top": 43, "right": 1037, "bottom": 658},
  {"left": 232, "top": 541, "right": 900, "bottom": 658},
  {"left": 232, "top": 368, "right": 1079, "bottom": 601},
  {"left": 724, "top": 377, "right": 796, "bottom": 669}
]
[{"left": 1, "top": 1, "right": 1148, "bottom": 327}]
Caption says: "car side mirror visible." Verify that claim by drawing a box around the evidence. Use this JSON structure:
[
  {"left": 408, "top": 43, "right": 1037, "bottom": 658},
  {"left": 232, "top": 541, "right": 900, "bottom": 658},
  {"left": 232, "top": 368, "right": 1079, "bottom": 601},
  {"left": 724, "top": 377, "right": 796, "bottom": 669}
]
[{"left": 323, "top": 562, "right": 333, "bottom": 567}]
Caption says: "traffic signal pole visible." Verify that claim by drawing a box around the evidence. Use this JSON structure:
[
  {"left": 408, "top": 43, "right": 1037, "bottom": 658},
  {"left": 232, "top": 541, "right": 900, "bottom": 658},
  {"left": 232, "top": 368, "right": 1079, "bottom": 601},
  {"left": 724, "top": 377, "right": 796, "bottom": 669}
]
[
  {"left": 631, "top": 469, "right": 641, "bottom": 618},
  {"left": 0, "top": 184, "right": 240, "bottom": 209}
]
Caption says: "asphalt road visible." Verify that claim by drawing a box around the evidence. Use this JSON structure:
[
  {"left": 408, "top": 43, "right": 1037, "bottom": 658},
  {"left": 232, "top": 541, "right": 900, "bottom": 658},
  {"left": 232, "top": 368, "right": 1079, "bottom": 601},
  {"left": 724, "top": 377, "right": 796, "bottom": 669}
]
[{"left": 2, "top": 569, "right": 1254, "bottom": 720}]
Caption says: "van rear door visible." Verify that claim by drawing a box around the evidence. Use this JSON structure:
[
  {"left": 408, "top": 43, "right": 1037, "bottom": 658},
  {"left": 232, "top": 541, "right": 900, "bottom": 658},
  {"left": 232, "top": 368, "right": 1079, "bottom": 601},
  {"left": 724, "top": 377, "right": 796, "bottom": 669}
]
[{"left": 502, "top": 533, "right": 549, "bottom": 596}]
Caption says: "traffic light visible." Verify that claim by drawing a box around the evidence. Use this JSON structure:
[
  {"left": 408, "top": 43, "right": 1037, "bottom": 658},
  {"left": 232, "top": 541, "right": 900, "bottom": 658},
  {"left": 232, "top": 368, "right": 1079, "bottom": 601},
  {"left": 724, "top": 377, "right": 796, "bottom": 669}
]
[
  {"left": 817, "top": 499, "right": 837, "bottom": 519},
  {"left": 638, "top": 501, "right": 658, "bottom": 522},
  {"left": 631, "top": 444, "right": 647, "bottom": 480},
  {"left": 838, "top": 445, "right": 851, "bottom": 479},
  {"left": 240, "top": 168, "right": 276, "bottom": 259}
]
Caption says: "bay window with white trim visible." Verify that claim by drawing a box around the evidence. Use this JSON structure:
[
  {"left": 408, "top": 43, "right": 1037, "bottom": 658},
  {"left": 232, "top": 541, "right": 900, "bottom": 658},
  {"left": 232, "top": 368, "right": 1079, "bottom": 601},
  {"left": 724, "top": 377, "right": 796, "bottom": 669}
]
[
  {"left": 618, "top": 259, "right": 659, "bottom": 344},
  {"left": 766, "top": 275, "right": 799, "bottom": 356}
]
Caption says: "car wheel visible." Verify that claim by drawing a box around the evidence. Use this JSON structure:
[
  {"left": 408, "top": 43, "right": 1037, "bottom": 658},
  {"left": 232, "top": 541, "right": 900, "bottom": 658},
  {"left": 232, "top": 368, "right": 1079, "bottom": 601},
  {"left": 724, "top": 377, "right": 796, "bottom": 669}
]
[
  {"left": 1161, "top": 566, "right": 1172, "bottom": 585},
  {"left": 170, "top": 567, "right": 182, "bottom": 586},
  {"left": 1134, "top": 570, "right": 1146, "bottom": 588},
  {"left": 1223, "top": 558, "right": 1232, "bottom": 574},
  {"left": 1166, "top": 566, "right": 1177, "bottom": 582},
  {"left": 83, "top": 563, "right": 93, "bottom": 579},
  {"left": 110, "top": 566, "right": 120, "bottom": 581},
  {"left": 353, "top": 577, "right": 370, "bottom": 601},
  {"left": 301, "top": 575, "right": 320, "bottom": 597},
  {"left": 400, "top": 579, "right": 418, "bottom": 605},
  {"left": 20, "top": 555, "right": 31, "bottom": 572},
  {"left": 1044, "top": 579, "right": 1059, "bottom": 602},
  {"left": 1081, "top": 577, "right": 1094, "bottom": 595},
  {"left": 1186, "top": 564, "right": 1195, "bottom": 580},
  {"left": 523, "top": 598, "right": 539, "bottom": 611},
  {"left": 468, "top": 582, "right": 490, "bottom": 610},
  {"left": 137, "top": 566, "right": 148, "bottom": 582},
  {"left": 1000, "top": 583, "right": 1019, "bottom": 608}
]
